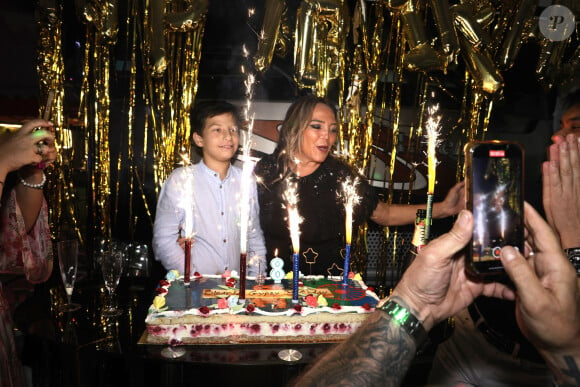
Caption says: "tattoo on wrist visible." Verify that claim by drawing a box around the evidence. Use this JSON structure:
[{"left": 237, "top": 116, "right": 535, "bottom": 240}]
[{"left": 558, "top": 355, "right": 580, "bottom": 387}]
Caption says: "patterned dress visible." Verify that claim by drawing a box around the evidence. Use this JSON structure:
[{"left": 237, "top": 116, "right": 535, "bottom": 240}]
[{"left": 0, "top": 188, "right": 52, "bottom": 387}]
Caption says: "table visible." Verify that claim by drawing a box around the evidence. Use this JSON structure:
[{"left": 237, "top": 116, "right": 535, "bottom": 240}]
[
  {"left": 21, "top": 266, "right": 435, "bottom": 387},
  {"left": 28, "top": 274, "right": 334, "bottom": 387}
]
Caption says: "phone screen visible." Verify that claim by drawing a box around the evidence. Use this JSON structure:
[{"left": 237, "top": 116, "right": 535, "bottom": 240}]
[{"left": 466, "top": 141, "right": 524, "bottom": 274}]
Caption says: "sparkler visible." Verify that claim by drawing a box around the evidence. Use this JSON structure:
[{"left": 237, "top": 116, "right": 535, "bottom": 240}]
[
  {"left": 179, "top": 149, "right": 195, "bottom": 286},
  {"left": 341, "top": 177, "right": 360, "bottom": 285},
  {"left": 424, "top": 103, "right": 441, "bottom": 241},
  {"left": 239, "top": 43, "right": 256, "bottom": 301},
  {"left": 284, "top": 179, "right": 302, "bottom": 302}
]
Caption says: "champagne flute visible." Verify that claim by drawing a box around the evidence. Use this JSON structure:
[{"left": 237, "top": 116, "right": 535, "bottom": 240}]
[
  {"left": 101, "top": 246, "right": 124, "bottom": 317},
  {"left": 58, "top": 239, "right": 81, "bottom": 312}
]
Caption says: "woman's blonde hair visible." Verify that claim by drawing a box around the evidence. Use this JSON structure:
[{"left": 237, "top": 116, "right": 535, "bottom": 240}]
[{"left": 275, "top": 95, "right": 337, "bottom": 177}]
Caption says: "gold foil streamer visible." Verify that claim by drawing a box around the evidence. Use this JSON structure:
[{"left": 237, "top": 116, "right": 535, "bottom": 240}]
[
  {"left": 145, "top": 0, "right": 207, "bottom": 194},
  {"left": 36, "top": 1, "right": 84, "bottom": 244}
]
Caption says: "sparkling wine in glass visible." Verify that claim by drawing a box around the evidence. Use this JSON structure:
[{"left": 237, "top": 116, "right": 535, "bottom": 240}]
[
  {"left": 101, "top": 247, "right": 124, "bottom": 317},
  {"left": 58, "top": 239, "right": 81, "bottom": 312}
]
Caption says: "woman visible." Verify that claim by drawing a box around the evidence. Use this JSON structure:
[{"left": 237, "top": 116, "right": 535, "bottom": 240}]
[
  {"left": 254, "top": 95, "right": 464, "bottom": 276},
  {"left": 0, "top": 119, "right": 56, "bottom": 387}
]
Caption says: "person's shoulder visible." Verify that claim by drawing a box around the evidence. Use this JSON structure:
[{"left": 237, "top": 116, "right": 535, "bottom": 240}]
[
  {"left": 324, "top": 155, "right": 357, "bottom": 176},
  {"left": 165, "top": 165, "right": 192, "bottom": 181}
]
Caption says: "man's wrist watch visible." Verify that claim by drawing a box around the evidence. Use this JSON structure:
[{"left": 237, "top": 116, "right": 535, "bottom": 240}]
[
  {"left": 379, "top": 299, "right": 428, "bottom": 345},
  {"left": 565, "top": 247, "right": 580, "bottom": 276}
]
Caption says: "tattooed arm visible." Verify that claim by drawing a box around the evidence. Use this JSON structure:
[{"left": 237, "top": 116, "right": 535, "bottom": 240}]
[
  {"left": 293, "top": 210, "right": 514, "bottom": 387},
  {"left": 291, "top": 307, "right": 417, "bottom": 387}
]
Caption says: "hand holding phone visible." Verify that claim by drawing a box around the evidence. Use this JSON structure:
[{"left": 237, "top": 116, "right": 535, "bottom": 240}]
[{"left": 464, "top": 141, "right": 524, "bottom": 276}]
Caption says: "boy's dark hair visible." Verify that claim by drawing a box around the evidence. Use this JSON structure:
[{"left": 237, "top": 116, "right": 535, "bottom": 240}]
[{"left": 189, "top": 100, "right": 242, "bottom": 136}]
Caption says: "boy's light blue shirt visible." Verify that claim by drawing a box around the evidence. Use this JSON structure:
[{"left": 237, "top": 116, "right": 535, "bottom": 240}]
[{"left": 152, "top": 160, "right": 266, "bottom": 276}]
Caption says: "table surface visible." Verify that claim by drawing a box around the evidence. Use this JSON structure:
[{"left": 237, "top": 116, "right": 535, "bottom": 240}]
[
  {"left": 23, "top": 267, "right": 433, "bottom": 387},
  {"left": 37, "top": 273, "right": 336, "bottom": 387}
]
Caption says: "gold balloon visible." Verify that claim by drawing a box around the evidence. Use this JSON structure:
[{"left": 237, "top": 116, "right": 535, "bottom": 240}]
[
  {"left": 428, "top": 0, "right": 460, "bottom": 55},
  {"left": 383, "top": 0, "right": 409, "bottom": 11},
  {"left": 497, "top": 0, "right": 536, "bottom": 70},
  {"left": 451, "top": 3, "right": 490, "bottom": 48},
  {"left": 474, "top": 5, "right": 494, "bottom": 29},
  {"left": 401, "top": 2, "right": 447, "bottom": 72},
  {"left": 404, "top": 43, "right": 448, "bottom": 72},
  {"left": 166, "top": 0, "right": 209, "bottom": 32},
  {"left": 401, "top": 2, "right": 429, "bottom": 48},
  {"left": 294, "top": 0, "right": 350, "bottom": 92},
  {"left": 254, "top": 0, "right": 285, "bottom": 73},
  {"left": 458, "top": 34, "right": 503, "bottom": 94}
]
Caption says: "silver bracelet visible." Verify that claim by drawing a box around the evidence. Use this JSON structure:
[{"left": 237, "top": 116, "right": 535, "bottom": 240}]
[{"left": 17, "top": 172, "right": 46, "bottom": 189}]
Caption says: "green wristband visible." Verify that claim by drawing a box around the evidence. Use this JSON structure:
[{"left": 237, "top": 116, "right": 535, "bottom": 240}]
[{"left": 379, "top": 299, "right": 427, "bottom": 344}]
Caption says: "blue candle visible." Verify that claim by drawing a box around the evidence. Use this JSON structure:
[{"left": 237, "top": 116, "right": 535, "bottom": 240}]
[
  {"left": 292, "top": 252, "right": 299, "bottom": 302},
  {"left": 342, "top": 244, "right": 351, "bottom": 286}
]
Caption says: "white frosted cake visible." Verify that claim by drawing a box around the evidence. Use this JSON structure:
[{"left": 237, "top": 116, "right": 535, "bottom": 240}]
[{"left": 145, "top": 271, "right": 379, "bottom": 345}]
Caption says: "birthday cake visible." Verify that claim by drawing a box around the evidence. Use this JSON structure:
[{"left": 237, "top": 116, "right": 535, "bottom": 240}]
[{"left": 144, "top": 271, "right": 380, "bottom": 345}]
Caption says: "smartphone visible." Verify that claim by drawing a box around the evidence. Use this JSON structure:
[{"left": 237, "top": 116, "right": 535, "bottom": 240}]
[{"left": 464, "top": 141, "right": 524, "bottom": 276}]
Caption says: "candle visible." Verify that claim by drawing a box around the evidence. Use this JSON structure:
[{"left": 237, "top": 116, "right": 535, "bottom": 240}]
[
  {"left": 284, "top": 180, "right": 301, "bottom": 302},
  {"left": 341, "top": 177, "right": 360, "bottom": 285},
  {"left": 239, "top": 252, "right": 247, "bottom": 300},
  {"left": 425, "top": 103, "right": 441, "bottom": 241},
  {"left": 239, "top": 43, "right": 256, "bottom": 302},
  {"left": 270, "top": 249, "right": 285, "bottom": 284},
  {"left": 184, "top": 238, "right": 192, "bottom": 286}
]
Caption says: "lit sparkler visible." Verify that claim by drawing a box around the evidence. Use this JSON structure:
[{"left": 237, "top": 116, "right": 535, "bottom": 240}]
[
  {"left": 341, "top": 177, "right": 360, "bottom": 285},
  {"left": 284, "top": 179, "right": 302, "bottom": 302},
  {"left": 424, "top": 103, "right": 441, "bottom": 241},
  {"left": 179, "top": 150, "right": 195, "bottom": 286},
  {"left": 239, "top": 43, "right": 257, "bottom": 301}
]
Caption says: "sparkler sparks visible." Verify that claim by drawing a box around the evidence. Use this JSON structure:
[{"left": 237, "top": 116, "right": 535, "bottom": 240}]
[
  {"left": 424, "top": 102, "right": 442, "bottom": 241},
  {"left": 341, "top": 177, "right": 360, "bottom": 284},
  {"left": 425, "top": 103, "right": 442, "bottom": 195},
  {"left": 284, "top": 179, "right": 302, "bottom": 254},
  {"left": 341, "top": 177, "right": 361, "bottom": 245}
]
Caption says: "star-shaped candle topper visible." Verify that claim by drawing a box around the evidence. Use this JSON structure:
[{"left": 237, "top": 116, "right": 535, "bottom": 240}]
[{"left": 302, "top": 248, "right": 319, "bottom": 265}]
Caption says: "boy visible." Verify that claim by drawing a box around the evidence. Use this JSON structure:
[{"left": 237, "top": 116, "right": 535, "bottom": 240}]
[{"left": 152, "top": 100, "right": 266, "bottom": 276}]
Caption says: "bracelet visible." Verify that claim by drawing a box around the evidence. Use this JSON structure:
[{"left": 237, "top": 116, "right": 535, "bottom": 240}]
[
  {"left": 17, "top": 172, "right": 46, "bottom": 189},
  {"left": 564, "top": 248, "right": 580, "bottom": 276},
  {"left": 379, "top": 299, "right": 428, "bottom": 345}
]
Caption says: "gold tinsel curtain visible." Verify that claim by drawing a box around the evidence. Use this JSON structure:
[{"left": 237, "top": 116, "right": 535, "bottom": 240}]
[{"left": 34, "top": 0, "right": 578, "bottom": 291}]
